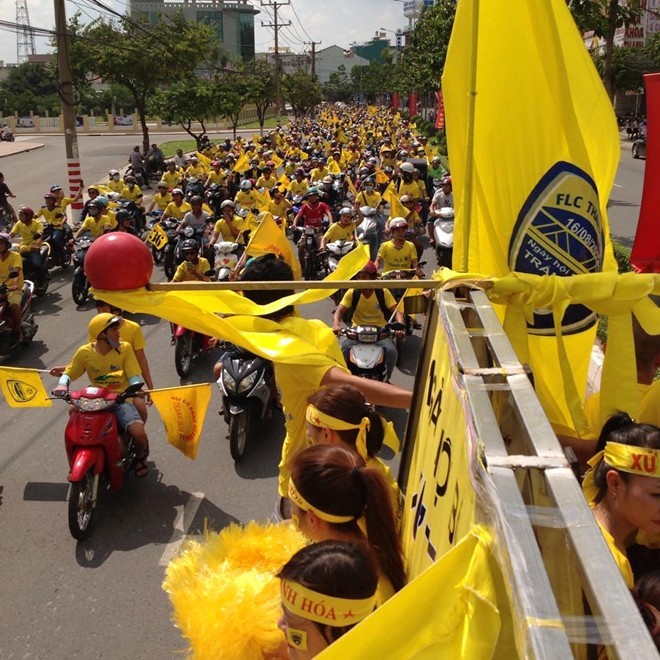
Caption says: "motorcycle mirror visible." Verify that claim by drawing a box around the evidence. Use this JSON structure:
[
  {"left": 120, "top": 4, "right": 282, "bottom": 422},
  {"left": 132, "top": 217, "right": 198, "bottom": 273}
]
[
  {"left": 204, "top": 269, "right": 215, "bottom": 277},
  {"left": 124, "top": 382, "right": 144, "bottom": 397},
  {"left": 418, "top": 260, "right": 427, "bottom": 268},
  {"left": 8, "top": 269, "right": 19, "bottom": 279},
  {"left": 388, "top": 321, "right": 407, "bottom": 332}
]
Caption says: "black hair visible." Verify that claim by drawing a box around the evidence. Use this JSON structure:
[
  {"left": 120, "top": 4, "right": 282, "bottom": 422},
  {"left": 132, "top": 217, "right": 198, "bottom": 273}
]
[{"left": 240, "top": 253, "right": 294, "bottom": 320}]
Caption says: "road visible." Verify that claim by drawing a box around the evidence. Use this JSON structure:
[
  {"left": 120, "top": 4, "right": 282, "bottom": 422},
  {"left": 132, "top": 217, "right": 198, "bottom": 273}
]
[{"left": 0, "top": 134, "right": 645, "bottom": 659}]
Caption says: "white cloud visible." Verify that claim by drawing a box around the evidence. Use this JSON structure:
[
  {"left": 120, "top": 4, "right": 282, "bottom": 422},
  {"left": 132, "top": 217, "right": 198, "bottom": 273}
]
[{"left": 0, "top": 0, "right": 408, "bottom": 65}]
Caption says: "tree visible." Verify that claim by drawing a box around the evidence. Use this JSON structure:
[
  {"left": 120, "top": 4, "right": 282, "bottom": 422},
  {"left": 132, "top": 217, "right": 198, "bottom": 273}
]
[
  {"left": 281, "top": 70, "right": 322, "bottom": 118},
  {"left": 323, "top": 65, "right": 352, "bottom": 102},
  {"left": 149, "top": 78, "right": 215, "bottom": 149},
  {"left": 68, "top": 13, "right": 215, "bottom": 152},
  {"left": 243, "top": 59, "right": 276, "bottom": 134},
  {"left": 213, "top": 68, "right": 250, "bottom": 138},
  {"left": 0, "top": 62, "right": 60, "bottom": 116},
  {"left": 592, "top": 46, "right": 650, "bottom": 98},
  {"left": 568, "top": 0, "right": 646, "bottom": 98}
]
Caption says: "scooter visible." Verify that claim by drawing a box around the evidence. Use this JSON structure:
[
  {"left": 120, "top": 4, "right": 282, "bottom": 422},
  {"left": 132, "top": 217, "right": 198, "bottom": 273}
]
[
  {"left": 57, "top": 382, "right": 145, "bottom": 540},
  {"left": 339, "top": 325, "right": 394, "bottom": 382},
  {"left": 42, "top": 223, "right": 73, "bottom": 269},
  {"left": 0, "top": 131, "right": 15, "bottom": 142},
  {"left": 216, "top": 344, "right": 275, "bottom": 461},
  {"left": 0, "top": 272, "right": 38, "bottom": 355},
  {"left": 213, "top": 241, "right": 243, "bottom": 281},
  {"left": 172, "top": 323, "right": 214, "bottom": 378},
  {"left": 301, "top": 225, "right": 326, "bottom": 281},
  {"left": 380, "top": 264, "right": 426, "bottom": 338},
  {"left": 324, "top": 238, "right": 355, "bottom": 304},
  {"left": 432, "top": 207, "right": 454, "bottom": 268},
  {"left": 20, "top": 242, "right": 50, "bottom": 297},
  {"left": 71, "top": 237, "right": 93, "bottom": 306},
  {"left": 356, "top": 206, "right": 385, "bottom": 261}
]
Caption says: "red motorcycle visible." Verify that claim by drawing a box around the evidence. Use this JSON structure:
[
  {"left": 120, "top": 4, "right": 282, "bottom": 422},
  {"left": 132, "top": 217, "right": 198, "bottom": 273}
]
[
  {"left": 171, "top": 322, "right": 214, "bottom": 378},
  {"left": 58, "top": 382, "right": 144, "bottom": 540}
]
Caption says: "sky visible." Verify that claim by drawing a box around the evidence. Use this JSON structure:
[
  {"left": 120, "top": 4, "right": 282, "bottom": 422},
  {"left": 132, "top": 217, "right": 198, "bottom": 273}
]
[{"left": 0, "top": 0, "right": 408, "bottom": 66}]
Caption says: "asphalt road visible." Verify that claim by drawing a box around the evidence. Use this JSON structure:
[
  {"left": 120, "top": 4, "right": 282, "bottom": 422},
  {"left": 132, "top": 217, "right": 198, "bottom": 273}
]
[{"left": 0, "top": 133, "right": 645, "bottom": 659}]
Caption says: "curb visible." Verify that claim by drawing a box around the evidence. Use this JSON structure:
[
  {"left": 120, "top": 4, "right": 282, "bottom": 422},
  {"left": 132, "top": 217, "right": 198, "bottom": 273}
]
[{"left": 0, "top": 142, "right": 45, "bottom": 159}]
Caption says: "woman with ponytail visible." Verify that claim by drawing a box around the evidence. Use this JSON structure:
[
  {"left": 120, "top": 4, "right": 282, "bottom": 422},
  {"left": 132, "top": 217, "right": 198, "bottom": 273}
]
[
  {"left": 582, "top": 412, "right": 660, "bottom": 588},
  {"left": 305, "top": 385, "right": 402, "bottom": 521},
  {"left": 289, "top": 444, "right": 406, "bottom": 605}
]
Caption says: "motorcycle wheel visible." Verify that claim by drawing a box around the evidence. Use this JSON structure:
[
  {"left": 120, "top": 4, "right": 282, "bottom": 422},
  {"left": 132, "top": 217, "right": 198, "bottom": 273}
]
[
  {"left": 72, "top": 274, "right": 89, "bottom": 306},
  {"left": 152, "top": 245, "right": 164, "bottom": 265},
  {"left": 229, "top": 411, "right": 248, "bottom": 462},
  {"left": 303, "top": 255, "right": 316, "bottom": 281},
  {"left": 174, "top": 333, "right": 193, "bottom": 378},
  {"left": 68, "top": 469, "right": 96, "bottom": 540},
  {"left": 164, "top": 250, "right": 176, "bottom": 281}
]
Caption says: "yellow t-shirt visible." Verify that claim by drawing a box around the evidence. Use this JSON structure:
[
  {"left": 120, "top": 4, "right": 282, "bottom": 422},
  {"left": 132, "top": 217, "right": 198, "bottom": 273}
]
[
  {"left": 275, "top": 317, "right": 347, "bottom": 496},
  {"left": 234, "top": 190, "right": 258, "bottom": 209},
  {"left": 107, "top": 179, "right": 125, "bottom": 193},
  {"left": 36, "top": 206, "right": 66, "bottom": 227},
  {"left": 162, "top": 170, "right": 183, "bottom": 189},
  {"left": 0, "top": 251, "right": 23, "bottom": 283},
  {"left": 397, "top": 181, "right": 421, "bottom": 200},
  {"left": 102, "top": 210, "right": 117, "bottom": 230},
  {"left": 185, "top": 164, "right": 206, "bottom": 179},
  {"left": 289, "top": 179, "right": 309, "bottom": 197},
  {"left": 206, "top": 170, "right": 226, "bottom": 186},
  {"left": 640, "top": 380, "right": 660, "bottom": 426},
  {"left": 310, "top": 167, "right": 329, "bottom": 182},
  {"left": 79, "top": 216, "right": 112, "bottom": 239},
  {"left": 356, "top": 190, "right": 382, "bottom": 208},
  {"left": 377, "top": 240, "right": 417, "bottom": 272},
  {"left": 596, "top": 517, "right": 634, "bottom": 588},
  {"left": 405, "top": 210, "right": 421, "bottom": 229},
  {"left": 213, "top": 218, "right": 237, "bottom": 242},
  {"left": 172, "top": 257, "right": 211, "bottom": 282},
  {"left": 323, "top": 222, "right": 355, "bottom": 243},
  {"left": 163, "top": 201, "right": 191, "bottom": 221},
  {"left": 151, "top": 192, "right": 172, "bottom": 211},
  {"left": 269, "top": 198, "right": 292, "bottom": 218},
  {"left": 120, "top": 185, "right": 143, "bottom": 202},
  {"left": 64, "top": 341, "right": 141, "bottom": 392},
  {"left": 340, "top": 288, "right": 396, "bottom": 327},
  {"left": 11, "top": 220, "right": 44, "bottom": 250},
  {"left": 255, "top": 175, "right": 278, "bottom": 191}
]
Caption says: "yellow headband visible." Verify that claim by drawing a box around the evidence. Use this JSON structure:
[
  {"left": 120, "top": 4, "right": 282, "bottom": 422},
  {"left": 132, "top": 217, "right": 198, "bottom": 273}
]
[
  {"left": 281, "top": 579, "right": 376, "bottom": 627},
  {"left": 306, "top": 404, "right": 400, "bottom": 459},
  {"left": 582, "top": 442, "right": 660, "bottom": 504},
  {"left": 288, "top": 478, "right": 356, "bottom": 524}
]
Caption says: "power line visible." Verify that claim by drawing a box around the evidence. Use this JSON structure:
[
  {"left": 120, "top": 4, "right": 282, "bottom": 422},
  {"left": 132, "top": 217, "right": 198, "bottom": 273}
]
[{"left": 289, "top": 0, "right": 313, "bottom": 42}]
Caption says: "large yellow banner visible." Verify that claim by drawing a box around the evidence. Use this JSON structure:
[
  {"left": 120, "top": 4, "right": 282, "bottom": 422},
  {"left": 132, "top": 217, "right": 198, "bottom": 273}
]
[
  {"left": 401, "top": 320, "right": 476, "bottom": 578},
  {"left": 442, "top": 0, "right": 620, "bottom": 437}
]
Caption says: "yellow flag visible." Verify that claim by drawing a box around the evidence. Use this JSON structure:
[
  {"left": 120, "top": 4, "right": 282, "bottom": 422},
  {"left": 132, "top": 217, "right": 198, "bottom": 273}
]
[
  {"left": 150, "top": 384, "right": 212, "bottom": 460},
  {"left": 196, "top": 151, "right": 212, "bottom": 172},
  {"left": 319, "top": 526, "right": 511, "bottom": 659},
  {"left": 387, "top": 193, "right": 409, "bottom": 221},
  {"left": 327, "top": 160, "right": 341, "bottom": 175},
  {"left": 246, "top": 213, "right": 302, "bottom": 279},
  {"left": 271, "top": 152, "right": 283, "bottom": 169},
  {"left": 252, "top": 133, "right": 261, "bottom": 144},
  {"left": 233, "top": 153, "right": 250, "bottom": 173},
  {"left": 346, "top": 176, "right": 358, "bottom": 198},
  {"left": 252, "top": 187, "right": 271, "bottom": 212},
  {"left": 299, "top": 151, "right": 309, "bottom": 161},
  {"left": 381, "top": 181, "right": 397, "bottom": 206},
  {"left": 278, "top": 172, "right": 291, "bottom": 190},
  {"left": 0, "top": 367, "right": 52, "bottom": 408},
  {"left": 443, "top": 0, "right": 619, "bottom": 437}
]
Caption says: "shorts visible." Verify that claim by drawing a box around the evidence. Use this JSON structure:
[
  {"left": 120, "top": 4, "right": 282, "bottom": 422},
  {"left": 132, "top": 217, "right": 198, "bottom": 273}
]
[{"left": 115, "top": 401, "right": 143, "bottom": 431}]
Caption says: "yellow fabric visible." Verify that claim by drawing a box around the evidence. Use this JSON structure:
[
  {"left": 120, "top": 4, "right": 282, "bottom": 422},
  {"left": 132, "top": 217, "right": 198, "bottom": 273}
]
[
  {"left": 119, "top": 185, "right": 142, "bottom": 202},
  {"left": 64, "top": 341, "right": 140, "bottom": 392},
  {"left": 150, "top": 383, "right": 212, "bottom": 460},
  {"left": 381, "top": 182, "right": 397, "bottom": 206},
  {"left": 163, "top": 201, "right": 191, "bottom": 220},
  {"left": 35, "top": 205, "right": 65, "bottom": 227},
  {"left": 146, "top": 223, "right": 168, "bottom": 250},
  {"left": 596, "top": 518, "right": 634, "bottom": 588},
  {"left": 327, "top": 160, "right": 341, "bottom": 174},
  {"left": 603, "top": 441, "right": 659, "bottom": 477},
  {"left": 323, "top": 221, "right": 355, "bottom": 243},
  {"left": 281, "top": 579, "right": 376, "bottom": 627},
  {"left": 107, "top": 179, "right": 124, "bottom": 193},
  {"left": 289, "top": 179, "right": 309, "bottom": 197},
  {"left": 252, "top": 187, "right": 272, "bottom": 212},
  {"left": 244, "top": 213, "right": 301, "bottom": 279},
  {"left": 318, "top": 526, "right": 507, "bottom": 659},
  {"left": 288, "top": 478, "right": 356, "bottom": 524},
  {"left": 640, "top": 380, "right": 660, "bottom": 426},
  {"left": 150, "top": 192, "right": 171, "bottom": 211},
  {"left": 355, "top": 190, "right": 381, "bottom": 209},
  {"left": 161, "top": 170, "right": 183, "bottom": 189},
  {"left": 255, "top": 175, "right": 277, "bottom": 191},
  {"left": 277, "top": 172, "right": 291, "bottom": 190},
  {"left": 79, "top": 216, "right": 112, "bottom": 239},
  {"left": 0, "top": 367, "right": 52, "bottom": 408},
  {"left": 397, "top": 181, "right": 421, "bottom": 201},
  {"left": 10, "top": 220, "right": 44, "bottom": 249},
  {"left": 195, "top": 151, "right": 212, "bottom": 171},
  {"left": 340, "top": 288, "right": 397, "bottom": 328},
  {"left": 234, "top": 190, "right": 257, "bottom": 209},
  {"left": 0, "top": 251, "right": 23, "bottom": 284},
  {"left": 306, "top": 403, "right": 371, "bottom": 459},
  {"left": 584, "top": 383, "right": 650, "bottom": 440},
  {"left": 377, "top": 240, "right": 417, "bottom": 272},
  {"left": 268, "top": 197, "right": 291, "bottom": 219},
  {"left": 232, "top": 153, "right": 250, "bottom": 173},
  {"left": 205, "top": 170, "right": 226, "bottom": 186},
  {"left": 442, "top": 0, "right": 620, "bottom": 438},
  {"left": 171, "top": 257, "right": 211, "bottom": 283}
]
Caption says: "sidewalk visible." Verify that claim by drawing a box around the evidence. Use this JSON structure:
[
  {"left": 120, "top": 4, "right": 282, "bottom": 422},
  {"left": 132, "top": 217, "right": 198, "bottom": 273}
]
[{"left": 0, "top": 140, "right": 44, "bottom": 159}]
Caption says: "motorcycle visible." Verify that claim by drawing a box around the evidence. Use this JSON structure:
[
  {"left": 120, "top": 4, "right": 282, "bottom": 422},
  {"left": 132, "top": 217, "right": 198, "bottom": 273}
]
[
  {"left": 213, "top": 241, "right": 243, "bottom": 281},
  {"left": 57, "top": 382, "right": 145, "bottom": 540},
  {"left": 301, "top": 226, "right": 326, "bottom": 281},
  {"left": 125, "top": 164, "right": 146, "bottom": 189},
  {"left": 20, "top": 242, "right": 50, "bottom": 298},
  {"left": 356, "top": 206, "right": 386, "bottom": 261},
  {"left": 42, "top": 223, "right": 73, "bottom": 269},
  {"left": 432, "top": 207, "right": 454, "bottom": 268},
  {"left": 172, "top": 322, "right": 215, "bottom": 378},
  {"left": 324, "top": 238, "right": 355, "bottom": 304},
  {"left": 166, "top": 226, "right": 211, "bottom": 280},
  {"left": 0, "top": 273, "right": 38, "bottom": 354},
  {"left": 71, "top": 237, "right": 93, "bottom": 305},
  {"left": 162, "top": 220, "right": 183, "bottom": 280},
  {"left": 0, "top": 131, "right": 15, "bottom": 142},
  {"left": 380, "top": 264, "right": 426, "bottom": 339},
  {"left": 338, "top": 325, "right": 400, "bottom": 382},
  {"left": 216, "top": 344, "right": 275, "bottom": 461}
]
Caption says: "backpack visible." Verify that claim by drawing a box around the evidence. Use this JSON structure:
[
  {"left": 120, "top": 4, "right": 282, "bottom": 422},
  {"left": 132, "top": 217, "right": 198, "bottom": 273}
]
[{"left": 344, "top": 288, "right": 387, "bottom": 326}]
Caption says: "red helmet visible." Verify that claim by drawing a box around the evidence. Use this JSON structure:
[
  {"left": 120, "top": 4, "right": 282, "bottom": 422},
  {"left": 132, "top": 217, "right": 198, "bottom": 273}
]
[
  {"left": 360, "top": 260, "right": 378, "bottom": 276},
  {"left": 19, "top": 206, "right": 35, "bottom": 218}
]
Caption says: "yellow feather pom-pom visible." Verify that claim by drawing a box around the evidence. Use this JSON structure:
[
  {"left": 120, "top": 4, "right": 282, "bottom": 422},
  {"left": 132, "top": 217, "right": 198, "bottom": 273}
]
[{"left": 163, "top": 521, "right": 307, "bottom": 659}]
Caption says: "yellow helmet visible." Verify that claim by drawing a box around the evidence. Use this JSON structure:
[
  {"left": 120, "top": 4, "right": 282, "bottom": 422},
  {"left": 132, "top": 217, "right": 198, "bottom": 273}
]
[{"left": 88, "top": 313, "right": 122, "bottom": 341}]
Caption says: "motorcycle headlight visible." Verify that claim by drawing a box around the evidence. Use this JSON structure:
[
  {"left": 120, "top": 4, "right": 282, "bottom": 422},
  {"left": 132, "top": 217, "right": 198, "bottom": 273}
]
[
  {"left": 222, "top": 370, "right": 237, "bottom": 391},
  {"left": 237, "top": 371, "right": 258, "bottom": 394},
  {"left": 74, "top": 397, "right": 115, "bottom": 412},
  {"left": 184, "top": 226, "right": 195, "bottom": 237}
]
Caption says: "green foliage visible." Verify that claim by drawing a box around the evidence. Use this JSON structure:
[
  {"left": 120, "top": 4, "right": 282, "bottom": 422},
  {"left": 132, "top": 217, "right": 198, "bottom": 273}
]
[
  {"left": 597, "top": 239, "right": 633, "bottom": 343},
  {"left": 281, "top": 70, "right": 322, "bottom": 117},
  {"left": 68, "top": 12, "right": 215, "bottom": 151},
  {"left": 241, "top": 59, "right": 276, "bottom": 132},
  {"left": 0, "top": 62, "right": 60, "bottom": 116},
  {"left": 351, "top": 50, "right": 399, "bottom": 101},
  {"left": 323, "top": 65, "right": 352, "bottom": 102}
]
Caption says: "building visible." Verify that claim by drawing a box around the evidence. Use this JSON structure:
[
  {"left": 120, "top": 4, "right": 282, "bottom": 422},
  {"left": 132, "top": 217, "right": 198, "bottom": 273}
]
[
  {"left": 129, "top": 0, "right": 258, "bottom": 59},
  {"left": 314, "top": 45, "right": 369, "bottom": 86},
  {"left": 351, "top": 35, "right": 391, "bottom": 63},
  {"left": 255, "top": 50, "right": 309, "bottom": 76}
]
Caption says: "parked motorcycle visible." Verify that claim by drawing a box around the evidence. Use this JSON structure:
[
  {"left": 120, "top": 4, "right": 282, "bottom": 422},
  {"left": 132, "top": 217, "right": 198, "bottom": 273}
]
[
  {"left": 172, "top": 323, "right": 214, "bottom": 378},
  {"left": 432, "top": 207, "right": 454, "bottom": 268},
  {"left": 71, "top": 237, "right": 93, "bottom": 305},
  {"left": 216, "top": 344, "right": 275, "bottom": 461},
  {"left": 56, "top": 382, "right": 145, "bottom": 540},
  {"left": 213, "top": 241, "right": 243, "bottom": 281},
  {"left": 0, "top": 272, "right": 38, "bottom": 354}
]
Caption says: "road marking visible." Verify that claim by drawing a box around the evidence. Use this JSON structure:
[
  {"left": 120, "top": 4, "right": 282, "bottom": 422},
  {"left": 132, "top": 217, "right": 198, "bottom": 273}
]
[
  {"left": 612, "top": 183, "right": 622, "bottom": 188},
  {"left": 158, "top": 491, "right": 205, "bottom": 566}
]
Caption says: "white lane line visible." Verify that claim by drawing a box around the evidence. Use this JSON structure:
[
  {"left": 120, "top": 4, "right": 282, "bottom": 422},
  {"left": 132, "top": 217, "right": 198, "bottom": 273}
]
[
  {"left": 612, "top": 183, "right": 623, "bottom": 188},
  {"left": 158, "top": 491, "right": 205, "bottom": 566}
]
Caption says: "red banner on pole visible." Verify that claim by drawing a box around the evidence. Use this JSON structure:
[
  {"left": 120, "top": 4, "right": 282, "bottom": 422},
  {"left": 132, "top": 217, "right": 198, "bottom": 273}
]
[
  {"left": 408, "top": 92, "right": 418, "bottom": 117},
  {"left": 435, "top": 90, "right": 445, "bottom": 130},
  {"left": 392, "top": 92, "right": 400, "bottom": 110},
  {"left": 631, "top": 73, "right": 660, "bottom": 272}
]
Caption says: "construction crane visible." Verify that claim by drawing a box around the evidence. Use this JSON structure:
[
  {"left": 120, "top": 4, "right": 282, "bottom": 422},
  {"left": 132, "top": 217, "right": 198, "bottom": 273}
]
[{"left": 16, "top": 0, "right": 36, "bottom": 63}]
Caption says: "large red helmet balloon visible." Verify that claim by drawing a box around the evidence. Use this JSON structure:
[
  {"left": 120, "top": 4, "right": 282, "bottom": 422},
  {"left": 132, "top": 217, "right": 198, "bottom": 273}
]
[{"left": 85, "top": 233, "right": 153, "bottom": 290}]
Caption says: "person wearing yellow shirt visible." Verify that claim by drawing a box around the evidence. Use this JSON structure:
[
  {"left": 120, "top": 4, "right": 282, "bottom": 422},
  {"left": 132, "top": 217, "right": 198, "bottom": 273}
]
[
  {"left": 163, "top": 189, "right": 191, "bottom": 222},
  {"left": 36, "top": 192, "right": 71, "bottom": 267},
  {"left": 171, "top": 240, "right": 211, "bottom": 282},
  {"left": 234, "top": 180, "right": 258, "bottom": 211},
  {"left": 288, "top": 169, "right": 309, "bottom": 199},
  {"left": 268, "top": 187, "right": 292, "bottom": 223},
  {"left": 162, "top": 162, "right": 184, "bottom": 190},
  {"left": 185, "top": 156, "right": 206, "bottom": 179},
  {"left": 53, "top": 313, "right": 151, "bottom": 478},
  {"left": 74, "top": 200, "right": 112, "bottom": 239},
  {"left": 283, "top": 160, "right": 297, "bottom": 177},
  {"left": 0, "top": 232, "right": 24, "bottom": 337},
  {"left": 51, "top": 183, "right": 83, "bottom": 215},
  {"left": 119, "top": 176, "right": 143, "bottom": 204},
  {"left": 398, "top": 194, "right": 424, "bottom": 259},
  {"left": 10, "top": 206, "right": 44, "bottom": 255},
  {"left": 321, "top": 207, "right": 356, "bottom": 249},
  {"left": 93, "top": 195, "right": 117, "bottom": 230},
  {"left": 310, "top": 161, "right": 329, "bottom": 183},
  {"left": 107, "top": 169, "right": 124, "bottom": 194},
  {"left": 146, "top": 181, "right": 172, "bottom": 213},
  {"left": 210, "top": 200, "right": 242, "bottom": 243},
  {"left": 376, "top": 217, "right": 419, "bottom": 273},
  {"left": 204, "top": 161, "right": 226, "bottom": 188},
  {"left": 355, "top": 181, "right": 382, "bottom": 211},
  {"left": 255, "top": 164, "right": 278, "bottom": 191}
]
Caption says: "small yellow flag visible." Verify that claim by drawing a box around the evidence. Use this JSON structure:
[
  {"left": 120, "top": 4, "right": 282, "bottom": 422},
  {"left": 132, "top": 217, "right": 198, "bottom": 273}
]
[
  {"left": 246, "top": 213, "right": 302, "bottom": 279},
  {"left": 0, "top": 367, "right": 52, "bottom": 408},
  {"left": 195, "top": 151, "right": 212, "bottom": 172},
  {"left": 233, "top": 153, "right": 250, "bottom": 173},
  {"left": 382, "top": 181, "right": 397, "bottom": 206},
  {"left": 253, "top": 187, "right": 271, "bottom": 212},
  {"left": 387, "top": 194, "right": 409, "bottom": 221},
  {"left": 278, "top": 172, "right": 291, "bottom": 190},
  {"left": 271, "top": 152, "right": 284, "bottom": 169},
  {"left": 150, "top": 384, "right": 212, "bottom": 460},
  {"left": 327, "top": 160, "right": 341, "bottom": 175}
]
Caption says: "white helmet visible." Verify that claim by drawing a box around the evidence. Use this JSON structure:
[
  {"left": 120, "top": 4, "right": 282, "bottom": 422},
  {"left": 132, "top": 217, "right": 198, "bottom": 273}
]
[
  {"left": 339, "top": 207, "right": 353, "bottom": 217},
  {"left": 240, "top": 180, "right": 252, "bottom": 191},
  {"left": 220, "top": 200, "right": 235, "bottom": 209},
  {"left": 389, "top": 217, "right": 408, "bottom": 231},
  {"left": 109, "top": 169, "right": 119, "bottom": 176},
  {"left": 399, "top": 162, "right": 414, "bottom": 174}
]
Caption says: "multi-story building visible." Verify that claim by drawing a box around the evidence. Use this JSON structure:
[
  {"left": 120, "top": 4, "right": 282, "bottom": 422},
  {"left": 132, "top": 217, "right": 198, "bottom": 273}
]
[{"left": 129, "top": 0, "right": 259, "bottom": 59}]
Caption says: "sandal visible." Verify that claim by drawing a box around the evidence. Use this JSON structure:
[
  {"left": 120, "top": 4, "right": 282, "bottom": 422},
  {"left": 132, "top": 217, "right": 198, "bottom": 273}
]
[{"left": 134, "top": 455, "right": 149, "bottom": 478}]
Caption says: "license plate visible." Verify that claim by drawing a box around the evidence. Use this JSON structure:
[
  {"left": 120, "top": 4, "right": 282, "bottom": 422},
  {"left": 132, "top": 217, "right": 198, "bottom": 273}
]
[{"left": 146, "top": 224, "right": 168, "bottom": 250}]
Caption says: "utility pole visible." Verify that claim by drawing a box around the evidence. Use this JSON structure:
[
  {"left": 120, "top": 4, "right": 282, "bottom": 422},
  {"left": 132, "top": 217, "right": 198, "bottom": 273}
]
[
  {"left": 54, "top": 0, "right": 83, "bottom": 211},
  {"left": 304, "top": 40, "right": 321, "bottom": 80},
  {"left": 261, "top": 1, "right": 291, "bottom": 122}
]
